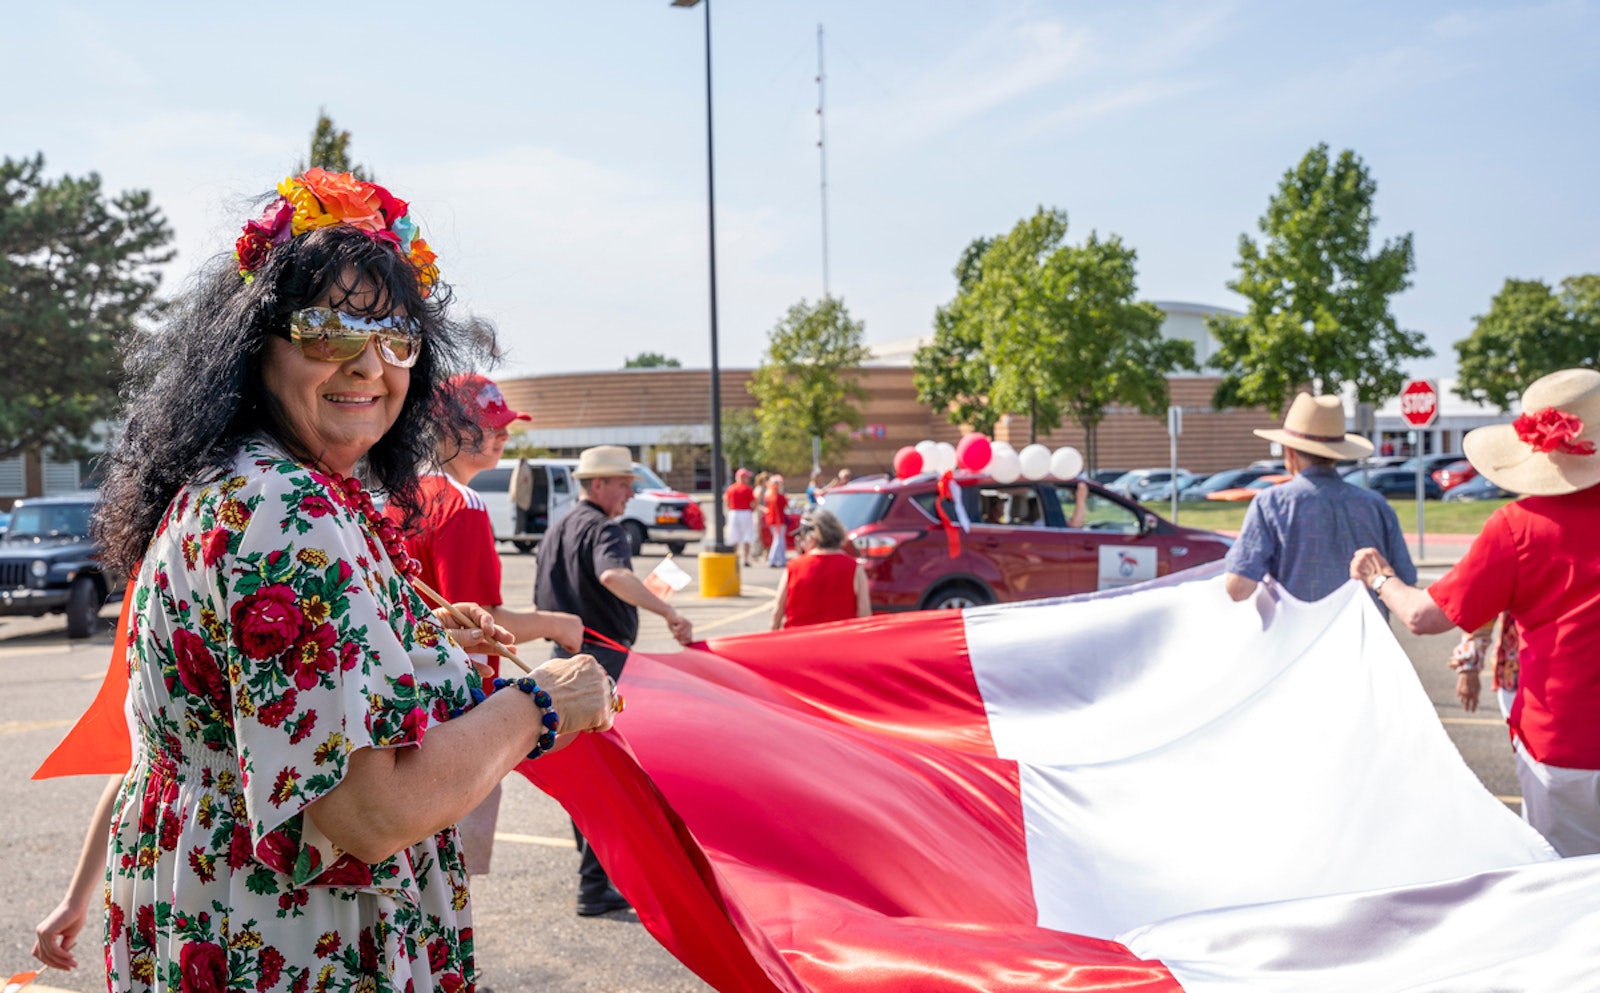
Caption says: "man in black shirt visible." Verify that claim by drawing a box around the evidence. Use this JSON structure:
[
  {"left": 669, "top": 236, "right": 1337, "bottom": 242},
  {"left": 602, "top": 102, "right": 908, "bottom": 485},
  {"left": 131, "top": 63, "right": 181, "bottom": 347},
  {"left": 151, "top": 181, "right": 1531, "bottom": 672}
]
[{"left": 534, "top": 445, "right": 693, "bottom": 915}]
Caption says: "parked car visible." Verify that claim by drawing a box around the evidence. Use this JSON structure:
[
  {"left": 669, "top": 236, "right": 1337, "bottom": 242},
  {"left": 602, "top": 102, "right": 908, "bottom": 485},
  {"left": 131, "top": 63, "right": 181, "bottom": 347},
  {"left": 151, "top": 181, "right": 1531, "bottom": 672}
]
[
  {"left": 1207, "top": 474, "right": 1293, "bottom": 502},
  {"left": 1345, "top": 469, "right": 1444, "bottom": 500},
  {"left": 1442, "top": 475, "right": 1512, "bottom": 502},
  {"left": 0, "top": 511, "right": 9, "bottom": 536},
  {"left": 819, "top": 473, "right": 1233, "bottom": 612},
  {"left": 469, "top": 458, "right": 705, "bottom": 555},
  {"left": 1107, "top": 468, "right": 1196, "bottom": 503},
  {"left": 0, "top": 493, "right": 119, "bottom": 638},
  {"left": 1396, "top": 454, "right": 1466, "bottom": 476},
  {"left": 1169, "top": 467, "right": 1279, "bottom": 502},
  {"left": 1431, "top": 459, "right": 1479, "bottom": 492},
  {"left": 1087, "top": 469, "right": 1129, "bottom": 486}
]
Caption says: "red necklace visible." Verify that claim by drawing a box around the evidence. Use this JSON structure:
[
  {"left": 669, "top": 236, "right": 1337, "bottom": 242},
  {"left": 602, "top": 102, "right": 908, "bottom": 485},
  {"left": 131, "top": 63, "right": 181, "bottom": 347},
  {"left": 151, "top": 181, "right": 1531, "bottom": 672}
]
[{"left": 325, "top": 471, "right": 421, "bottom": 579}]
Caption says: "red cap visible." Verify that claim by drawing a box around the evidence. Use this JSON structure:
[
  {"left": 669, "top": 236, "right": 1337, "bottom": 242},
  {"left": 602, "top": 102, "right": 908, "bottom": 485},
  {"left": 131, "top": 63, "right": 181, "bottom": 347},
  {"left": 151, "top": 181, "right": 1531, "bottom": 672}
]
[{"left": 448, "top": 373, "right": 531, "bottom": 430}]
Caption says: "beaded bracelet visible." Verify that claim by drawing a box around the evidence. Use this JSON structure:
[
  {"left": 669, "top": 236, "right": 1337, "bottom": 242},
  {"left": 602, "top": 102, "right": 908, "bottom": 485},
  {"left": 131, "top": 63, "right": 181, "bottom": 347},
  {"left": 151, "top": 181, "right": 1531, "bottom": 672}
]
[{"left": 492, "top": 677, "right": 561, "bottom": 759}]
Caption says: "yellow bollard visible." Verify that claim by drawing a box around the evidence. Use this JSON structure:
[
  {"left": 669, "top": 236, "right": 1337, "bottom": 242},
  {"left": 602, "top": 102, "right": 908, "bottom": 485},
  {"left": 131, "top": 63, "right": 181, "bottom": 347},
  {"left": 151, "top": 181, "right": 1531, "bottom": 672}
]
[{"left": 698, "top": 550, "right": 741, "bottom": 598}]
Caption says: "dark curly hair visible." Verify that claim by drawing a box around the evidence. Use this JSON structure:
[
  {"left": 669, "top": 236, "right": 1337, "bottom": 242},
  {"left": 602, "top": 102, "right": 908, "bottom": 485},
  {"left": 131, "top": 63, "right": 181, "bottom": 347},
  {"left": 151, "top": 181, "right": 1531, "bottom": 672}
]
[{"left": 97, "top": 221, "right": 496, "bottom": 577}]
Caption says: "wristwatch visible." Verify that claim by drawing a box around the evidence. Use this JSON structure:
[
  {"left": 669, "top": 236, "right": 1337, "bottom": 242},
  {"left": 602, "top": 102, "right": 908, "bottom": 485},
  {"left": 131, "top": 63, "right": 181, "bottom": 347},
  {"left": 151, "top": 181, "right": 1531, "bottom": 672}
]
[{"left": 1369, "top": 573, "right": 1395, "bottom": 594}]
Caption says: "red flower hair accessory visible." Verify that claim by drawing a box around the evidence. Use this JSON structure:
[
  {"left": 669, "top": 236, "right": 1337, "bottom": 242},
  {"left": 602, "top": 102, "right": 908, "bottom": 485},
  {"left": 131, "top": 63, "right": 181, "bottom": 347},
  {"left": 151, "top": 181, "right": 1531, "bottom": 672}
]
[
  {"left": 1513, "top": 407, "right": 1596, "bottom": 456},
  {"left": 234, "top": 169, "right": 439, "bottom": 295}
]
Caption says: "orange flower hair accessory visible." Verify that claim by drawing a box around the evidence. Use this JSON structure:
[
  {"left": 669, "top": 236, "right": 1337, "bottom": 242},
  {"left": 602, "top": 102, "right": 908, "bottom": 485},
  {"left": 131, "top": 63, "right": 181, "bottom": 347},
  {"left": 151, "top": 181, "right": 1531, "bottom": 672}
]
[{"left": 235, "top": 169, "right": 440, "bottom": 294}]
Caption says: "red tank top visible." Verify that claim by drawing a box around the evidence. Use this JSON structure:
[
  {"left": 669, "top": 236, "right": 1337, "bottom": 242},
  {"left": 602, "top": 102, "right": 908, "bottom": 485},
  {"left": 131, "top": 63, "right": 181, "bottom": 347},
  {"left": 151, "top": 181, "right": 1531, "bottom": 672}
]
[{"left": 783, "top": 552, "right": 861, "bottom": 628}]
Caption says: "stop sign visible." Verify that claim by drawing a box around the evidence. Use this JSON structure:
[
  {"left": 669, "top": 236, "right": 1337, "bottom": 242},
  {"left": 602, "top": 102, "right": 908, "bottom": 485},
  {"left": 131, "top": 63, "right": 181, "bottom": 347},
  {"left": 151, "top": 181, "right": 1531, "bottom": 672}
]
[{"left": 1399, "top": 379, "right": 1439, "bottom": 428}]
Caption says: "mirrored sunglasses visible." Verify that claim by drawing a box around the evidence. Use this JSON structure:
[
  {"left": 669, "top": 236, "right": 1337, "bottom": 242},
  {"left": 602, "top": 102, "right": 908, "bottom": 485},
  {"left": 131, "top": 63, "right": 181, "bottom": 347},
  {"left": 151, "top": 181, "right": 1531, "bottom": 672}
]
[{"left": 279, "top": 308, "right": 423, "bottom": 368}]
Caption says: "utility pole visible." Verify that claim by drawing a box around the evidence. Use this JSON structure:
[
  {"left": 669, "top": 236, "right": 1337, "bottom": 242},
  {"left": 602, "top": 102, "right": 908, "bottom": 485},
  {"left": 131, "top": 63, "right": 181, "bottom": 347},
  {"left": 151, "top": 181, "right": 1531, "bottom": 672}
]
[{"left": 816, "top": 23, "right": 830, "bottom": 299}]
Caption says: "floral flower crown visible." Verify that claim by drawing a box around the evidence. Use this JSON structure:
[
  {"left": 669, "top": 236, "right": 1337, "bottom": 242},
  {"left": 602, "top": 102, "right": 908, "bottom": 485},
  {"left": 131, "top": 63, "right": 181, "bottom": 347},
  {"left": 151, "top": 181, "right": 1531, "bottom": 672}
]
[{"left": 234, "top": 168, "right": 440, "bottom": 295}]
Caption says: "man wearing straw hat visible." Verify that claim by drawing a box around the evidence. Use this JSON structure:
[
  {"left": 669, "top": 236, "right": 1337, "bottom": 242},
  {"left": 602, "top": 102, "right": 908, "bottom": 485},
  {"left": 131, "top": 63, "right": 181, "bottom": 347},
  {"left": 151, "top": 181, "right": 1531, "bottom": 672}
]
[
  {"left": 1352, "top": 369, "right": 1600, "bottom": 855},
  {"left": 1224, "top": 393, "right": 1415, "bottom": 611},
  {"left": 535, "top": 444, "right": 694, "bottom": 914}
]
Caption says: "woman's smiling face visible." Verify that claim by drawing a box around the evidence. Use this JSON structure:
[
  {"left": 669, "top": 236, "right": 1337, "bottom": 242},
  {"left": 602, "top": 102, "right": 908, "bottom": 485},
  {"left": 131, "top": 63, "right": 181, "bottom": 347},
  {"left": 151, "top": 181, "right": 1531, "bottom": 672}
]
[{"left": 260, "top": 270, "right": 411, "bottom": 475}]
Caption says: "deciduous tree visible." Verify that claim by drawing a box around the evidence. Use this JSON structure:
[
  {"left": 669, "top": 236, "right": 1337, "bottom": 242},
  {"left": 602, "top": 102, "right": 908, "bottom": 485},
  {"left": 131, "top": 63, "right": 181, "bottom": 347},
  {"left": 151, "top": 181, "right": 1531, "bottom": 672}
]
[
  {"left": 624, "top": 351, "right": 682, "bottom": 369},
  {"left": 913, "top": 238, "right": 999, "bottom": 433},
  {"left": 719, "top": 407, "right": 764, "bottom": 475},
  {"left": 0, "top": 155, "right": 173, "bottom": 460},
  {"left": 1455, "top": 275, "right": 1600, "bottom": 411},
  {"left": 749, "top": 297, "right": 869, "bottom": 477},
  {"left": 1208, "top": 144, "right": 1429, "bottom": 415}
]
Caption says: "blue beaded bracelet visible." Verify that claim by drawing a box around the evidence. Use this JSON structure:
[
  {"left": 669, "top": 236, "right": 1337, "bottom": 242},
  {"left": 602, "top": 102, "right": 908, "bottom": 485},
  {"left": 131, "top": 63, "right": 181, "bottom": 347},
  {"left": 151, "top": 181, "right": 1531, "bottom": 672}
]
[{"left": 493, "top": 677, "right": 560, "bottom": 759}]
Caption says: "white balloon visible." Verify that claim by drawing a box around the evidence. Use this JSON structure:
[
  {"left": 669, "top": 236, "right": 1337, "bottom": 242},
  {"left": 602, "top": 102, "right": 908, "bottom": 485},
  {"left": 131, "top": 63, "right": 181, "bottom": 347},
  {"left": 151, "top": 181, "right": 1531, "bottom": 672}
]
[
  {"left": 931, "top": 441, "right": 958, "bottom": 474},
  {"left": 1050, "top": 446, "right": 1085, "bottom": 480},
  {"left": 989, "top": 450, "right": 1022, "bottom": 484},
  {"left": 914, "top": 440, "right": 939, "bottom": 471},
  {"left": 990, "top": 441, "right": 1016, "bottom": 458},
  {"left": 1019, "top": 444, "right": 1052, "bottom": 480}
]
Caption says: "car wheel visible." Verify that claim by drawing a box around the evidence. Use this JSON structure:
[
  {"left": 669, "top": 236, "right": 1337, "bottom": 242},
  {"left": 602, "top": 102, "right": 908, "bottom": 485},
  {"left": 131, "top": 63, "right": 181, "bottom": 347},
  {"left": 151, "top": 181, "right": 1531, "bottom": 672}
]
[
  {"left": 513, "top": 540, "right": 536, "bottom": 554},
  {"left": 66, "top": 576, "right": 104, "bottom": 639},
  {"left": 666, "top": 541, "right": 687, "bottom": 555},
  {"left": 622, "top": 520, "right": 646, "bottom": 557},
  {"left": 924, "top": 582, "right": 993, "bottom": 611}
]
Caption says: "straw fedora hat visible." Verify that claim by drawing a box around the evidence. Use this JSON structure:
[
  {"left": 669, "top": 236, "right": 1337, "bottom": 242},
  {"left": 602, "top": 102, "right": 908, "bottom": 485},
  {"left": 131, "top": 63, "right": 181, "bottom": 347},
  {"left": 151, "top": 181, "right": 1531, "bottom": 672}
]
[
  {"left": 1253, "top": 393, "right": 1374, "bottom": 461},
  {"left": 574, "top": 445, "right": 634, "bottom": 479},
  {"left": 1463, "top": 368, "right": 1600, "bottom": 496}
]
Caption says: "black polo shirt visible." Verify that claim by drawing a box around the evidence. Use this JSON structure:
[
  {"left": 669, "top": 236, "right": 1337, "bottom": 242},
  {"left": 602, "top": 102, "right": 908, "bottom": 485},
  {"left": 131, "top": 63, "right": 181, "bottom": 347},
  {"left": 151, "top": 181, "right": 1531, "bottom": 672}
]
[{"left": 534, "top": 499, "right": 637, "bottom": 647}]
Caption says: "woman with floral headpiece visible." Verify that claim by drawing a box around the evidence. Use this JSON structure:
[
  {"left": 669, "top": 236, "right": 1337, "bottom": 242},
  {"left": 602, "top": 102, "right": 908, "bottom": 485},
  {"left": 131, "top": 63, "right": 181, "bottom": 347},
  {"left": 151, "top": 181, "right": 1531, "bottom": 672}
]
[
  {"left": 1350, "top": 368, "right": 1600, "bottom": 857},
  {"left": 31, "top": 169, "right": 615, "bottom": 992}
]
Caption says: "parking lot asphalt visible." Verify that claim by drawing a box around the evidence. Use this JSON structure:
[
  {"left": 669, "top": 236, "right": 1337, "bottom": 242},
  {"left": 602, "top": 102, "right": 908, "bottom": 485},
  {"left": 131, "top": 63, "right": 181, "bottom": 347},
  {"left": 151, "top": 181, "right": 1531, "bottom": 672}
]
[{"left": 0, "top": 542, "right": 1513, "bottom": 993}]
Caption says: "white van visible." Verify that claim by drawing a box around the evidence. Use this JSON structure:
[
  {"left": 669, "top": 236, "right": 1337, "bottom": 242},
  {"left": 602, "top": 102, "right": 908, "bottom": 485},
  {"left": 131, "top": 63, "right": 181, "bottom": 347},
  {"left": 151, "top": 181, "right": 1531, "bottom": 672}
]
[{"left": 467, "top": 458, "right": 705, "bottom": 555}]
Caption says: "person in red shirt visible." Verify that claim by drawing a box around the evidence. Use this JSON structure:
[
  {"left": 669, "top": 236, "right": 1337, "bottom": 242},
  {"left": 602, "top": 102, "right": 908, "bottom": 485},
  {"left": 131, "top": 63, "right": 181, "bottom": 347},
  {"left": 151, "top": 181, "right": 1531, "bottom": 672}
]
[
  {"left": 725, "top": 467, "right": 758, "bottom": 565},
  {"left": 772, "top": 508, "right": 870, "bottom": 628},
  {"left": 387, "top": 374, "right": 583, "bottom": 878},
  {"left": 1350, "top": 368, "right": 1600, "bottom": 856},
  {"left": 763, "top": 473, "right": 789, "bottom": 567}
]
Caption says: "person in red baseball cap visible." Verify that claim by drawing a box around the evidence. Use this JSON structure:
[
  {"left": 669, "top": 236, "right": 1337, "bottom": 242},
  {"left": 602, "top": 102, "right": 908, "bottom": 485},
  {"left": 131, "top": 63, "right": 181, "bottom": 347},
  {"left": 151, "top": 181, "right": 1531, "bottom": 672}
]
[{"left": 385, "top": 374, "right": 582, "bottom": 890}]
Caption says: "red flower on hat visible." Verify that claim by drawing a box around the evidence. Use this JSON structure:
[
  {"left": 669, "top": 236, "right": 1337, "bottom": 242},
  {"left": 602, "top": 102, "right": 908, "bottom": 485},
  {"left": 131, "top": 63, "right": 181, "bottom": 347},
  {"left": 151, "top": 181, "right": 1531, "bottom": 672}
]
[{"left": 1513, "top": 407, "right": 1596, "bottom": 456}]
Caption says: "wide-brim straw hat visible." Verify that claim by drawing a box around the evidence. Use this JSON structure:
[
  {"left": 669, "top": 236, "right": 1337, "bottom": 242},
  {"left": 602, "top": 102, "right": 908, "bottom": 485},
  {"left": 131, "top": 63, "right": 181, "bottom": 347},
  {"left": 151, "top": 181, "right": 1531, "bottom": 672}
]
[
  {"left": 1464, "top": 368, "right": 1600, "bottom": 496},
  {"left": 574, "top": 445, "right": 635, "bottom": 479},
  {"left": 1253, "top": 393, "right": 1374, "bottom": 461}
]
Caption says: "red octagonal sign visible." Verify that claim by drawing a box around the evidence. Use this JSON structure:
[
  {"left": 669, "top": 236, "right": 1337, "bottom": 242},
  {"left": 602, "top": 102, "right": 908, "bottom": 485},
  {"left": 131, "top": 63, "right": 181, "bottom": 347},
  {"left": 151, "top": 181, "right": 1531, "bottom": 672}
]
[{"left": 1400, "top": 379, "right": 1439, "bottom": 427}]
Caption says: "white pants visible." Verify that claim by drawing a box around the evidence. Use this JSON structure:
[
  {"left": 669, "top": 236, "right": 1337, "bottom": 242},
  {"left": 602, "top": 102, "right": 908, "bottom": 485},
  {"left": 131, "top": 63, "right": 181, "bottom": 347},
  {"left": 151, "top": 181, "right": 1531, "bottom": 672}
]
[
  {"left": 1513, "top": 737, "right": 1600, "bottom": 857},
  {"left": 727, "top": 508, "right": 756, "bottom": 546},
  {"left": 768, "top": 524, "right": 787, "bottom": 567}
]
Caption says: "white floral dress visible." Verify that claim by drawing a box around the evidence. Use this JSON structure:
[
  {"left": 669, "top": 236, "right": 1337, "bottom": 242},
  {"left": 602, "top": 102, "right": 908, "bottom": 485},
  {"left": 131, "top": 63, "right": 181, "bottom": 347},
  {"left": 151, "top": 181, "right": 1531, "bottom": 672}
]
[{"left": 106, "top": 440, "right": 484, "bottom": 993}]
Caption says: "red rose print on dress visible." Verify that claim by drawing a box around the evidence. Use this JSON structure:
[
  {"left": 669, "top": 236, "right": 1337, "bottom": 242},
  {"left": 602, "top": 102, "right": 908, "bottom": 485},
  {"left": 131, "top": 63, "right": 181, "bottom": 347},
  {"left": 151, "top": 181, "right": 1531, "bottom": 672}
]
[
  {"left": 231, "top": 585, "right": 304, "bottom": 659},
  {"left": 256, "top": 946, "right": 286, "bottom": 991},
  {"left": 179, "top": 940, "right": 227, "bottom": 993},
  {"left": 172, "top": 628, "right": 230, "bottom": 709}
]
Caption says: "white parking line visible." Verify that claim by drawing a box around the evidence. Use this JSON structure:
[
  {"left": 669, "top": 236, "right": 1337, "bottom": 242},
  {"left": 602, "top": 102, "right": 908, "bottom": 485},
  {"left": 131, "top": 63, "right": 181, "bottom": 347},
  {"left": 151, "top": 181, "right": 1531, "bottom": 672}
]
[
  {"left": 494, "top": 831, "right": 577, "bottom": 849},
  {"left": 0, "top": 719, "right": 72, "bottom": 736}
]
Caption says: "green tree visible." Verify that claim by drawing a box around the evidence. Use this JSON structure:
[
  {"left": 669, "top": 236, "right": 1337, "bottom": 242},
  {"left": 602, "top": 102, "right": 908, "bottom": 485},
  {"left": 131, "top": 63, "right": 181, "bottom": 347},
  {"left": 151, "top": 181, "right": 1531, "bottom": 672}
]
[
  {"left": 1208, "top": 144, "right": 1429, "bottom": 415},
  {"left": 1455, "top": 275, "right": 1600, "bottom": 411},
  {"left": 749, "top": 297, "right": 870, "bottom": 476},
  {"left": 0, "top": 155, "right": 174, "bottom": 460},
  {"left": 624, "top": 351, "right": 682, "bottom": 369},
  {"left": 295, "top": 110, "right": 371, "bottom": 180},
  {"left": 920, "top": 208, "right": 1194, "bottom": 468},
  {"left": 719, "top": 407, "right": 764, "bottom": 474},
  {"left": 913, "top": 237, "right": 999, "bottom": 433}
]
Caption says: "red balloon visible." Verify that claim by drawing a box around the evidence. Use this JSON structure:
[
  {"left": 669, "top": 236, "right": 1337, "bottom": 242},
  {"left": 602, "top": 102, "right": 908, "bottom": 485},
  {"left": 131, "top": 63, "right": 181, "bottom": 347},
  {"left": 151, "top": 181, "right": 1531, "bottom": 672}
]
[
  {"left": 956, "top": 433, "right": 992, "bottom": 472},
  {"left": 892, "top": 446, "right": 923, "bottom": 479}
]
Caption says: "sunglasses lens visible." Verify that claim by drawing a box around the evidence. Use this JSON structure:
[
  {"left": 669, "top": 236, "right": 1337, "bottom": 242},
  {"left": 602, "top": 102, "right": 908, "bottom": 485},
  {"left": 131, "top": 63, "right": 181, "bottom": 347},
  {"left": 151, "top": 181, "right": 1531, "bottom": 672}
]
[{"left": 286, "top": 309, "right": 421, "bottom": 368}]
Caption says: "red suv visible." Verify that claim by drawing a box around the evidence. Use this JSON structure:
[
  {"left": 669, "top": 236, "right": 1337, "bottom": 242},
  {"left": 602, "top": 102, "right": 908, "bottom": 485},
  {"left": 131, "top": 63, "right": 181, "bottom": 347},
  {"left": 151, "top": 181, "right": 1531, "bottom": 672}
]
[{"left": 819, "top": 474, "right": 1233, "bottom": 611}]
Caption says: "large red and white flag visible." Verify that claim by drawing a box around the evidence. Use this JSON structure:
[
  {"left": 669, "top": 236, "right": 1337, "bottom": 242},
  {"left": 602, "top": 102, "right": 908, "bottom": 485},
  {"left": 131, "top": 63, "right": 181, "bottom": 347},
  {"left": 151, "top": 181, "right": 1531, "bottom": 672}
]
[{"left": 524, "top": 570, "right": 1600, "bottom": 992}]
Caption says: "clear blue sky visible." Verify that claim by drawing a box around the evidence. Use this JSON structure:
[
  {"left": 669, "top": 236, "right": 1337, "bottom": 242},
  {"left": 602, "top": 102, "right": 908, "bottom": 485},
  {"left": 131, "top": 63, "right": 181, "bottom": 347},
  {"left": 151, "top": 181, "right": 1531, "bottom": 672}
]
[{"left": 8, "top": 1, "right": 1597, "bottom": 383}]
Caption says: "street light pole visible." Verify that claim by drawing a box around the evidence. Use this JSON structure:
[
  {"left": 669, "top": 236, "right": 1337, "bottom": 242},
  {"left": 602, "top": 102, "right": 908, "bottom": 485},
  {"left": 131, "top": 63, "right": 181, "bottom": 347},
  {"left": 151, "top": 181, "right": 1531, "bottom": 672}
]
[{"left": 673, "top": 0, "right": 727, "bottom": 552}]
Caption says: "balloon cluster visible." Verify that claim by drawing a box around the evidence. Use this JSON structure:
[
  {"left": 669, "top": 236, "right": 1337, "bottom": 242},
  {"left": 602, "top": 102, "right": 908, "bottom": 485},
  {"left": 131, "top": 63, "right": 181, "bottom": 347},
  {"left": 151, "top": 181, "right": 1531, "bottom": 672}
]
[{"left": 893, "top": 434, "right": 1084, "bottom": 483}]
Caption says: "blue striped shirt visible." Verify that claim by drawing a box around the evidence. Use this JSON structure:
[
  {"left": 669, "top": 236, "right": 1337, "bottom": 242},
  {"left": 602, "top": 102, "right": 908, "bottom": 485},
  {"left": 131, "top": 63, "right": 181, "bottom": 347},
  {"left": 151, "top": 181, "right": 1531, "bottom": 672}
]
[{"left": 1224, "top": 465, "right": 1416, "bottom": 612}]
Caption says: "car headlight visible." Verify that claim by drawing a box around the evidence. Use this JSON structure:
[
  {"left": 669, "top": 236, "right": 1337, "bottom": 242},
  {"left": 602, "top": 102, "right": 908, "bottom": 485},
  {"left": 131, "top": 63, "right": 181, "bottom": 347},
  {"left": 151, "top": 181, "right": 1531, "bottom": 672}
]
[{"left": 30, "top": 559, "right": 49, "bottom": 579}]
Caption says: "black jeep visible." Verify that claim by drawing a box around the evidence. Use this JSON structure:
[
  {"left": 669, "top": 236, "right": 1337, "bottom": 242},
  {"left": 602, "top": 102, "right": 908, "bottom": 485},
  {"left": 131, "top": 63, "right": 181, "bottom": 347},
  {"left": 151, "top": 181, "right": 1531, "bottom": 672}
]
[{"left": 0, "top": 493, "right": 117, "bottom": 638}]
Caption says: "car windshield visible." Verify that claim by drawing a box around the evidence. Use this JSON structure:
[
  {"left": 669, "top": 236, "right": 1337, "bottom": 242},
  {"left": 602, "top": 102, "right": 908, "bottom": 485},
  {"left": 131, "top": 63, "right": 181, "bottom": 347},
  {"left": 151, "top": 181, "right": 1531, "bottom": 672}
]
[
  {"left": 632, "top": 464, "right": 668, "bottom": 492},
  {"left": 5, "top": 502, "right": 93, "bottom": 539},
  {"left": 821, "top": 491, "right": 893, "bottom": 531},
  {"left": 1195, "top": 470, "right": 1250, "bottom": 492}
]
